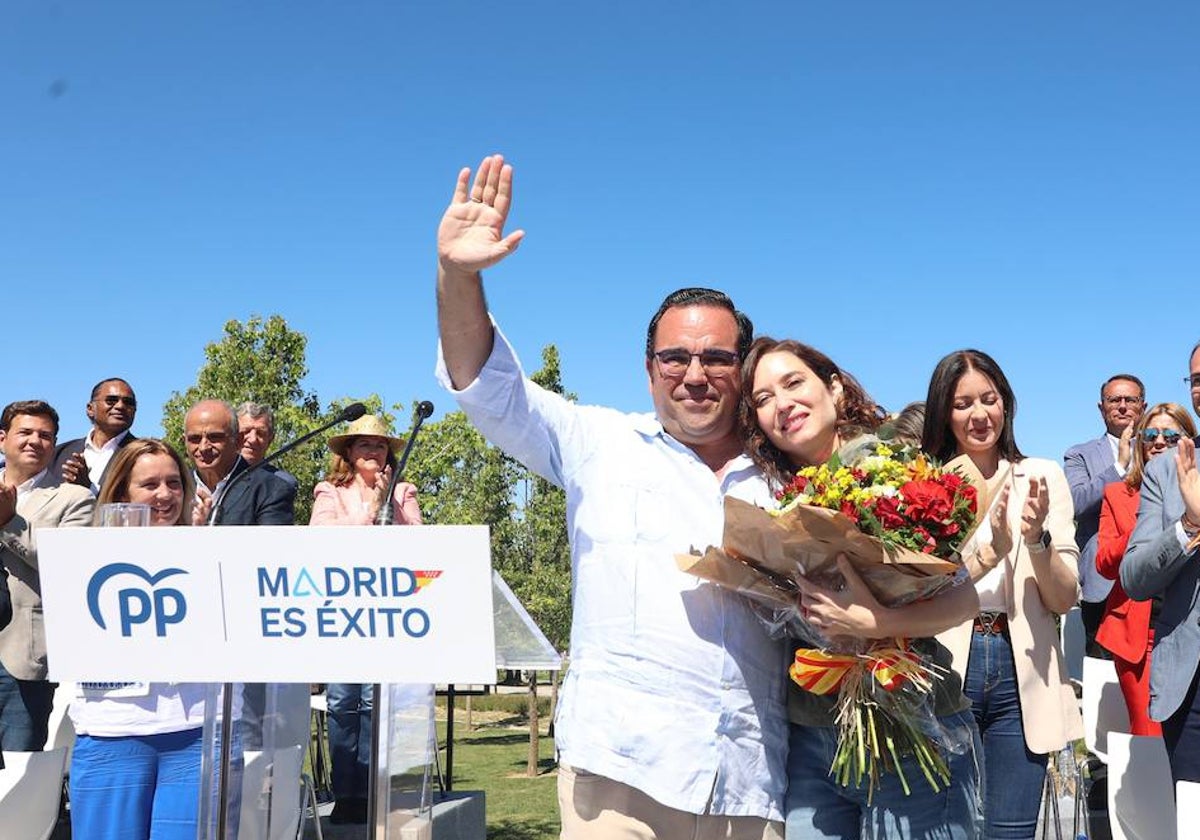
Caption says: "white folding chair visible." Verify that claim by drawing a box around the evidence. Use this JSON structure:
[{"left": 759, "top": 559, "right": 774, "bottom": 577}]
[
  {"left": 45, "top": 681, "right": 76, "bottom": 759},
  {"left": 0, "top": 747, "right": 69, "bottom": 840},
  {"left": 1107, "top": 732, "right": 1176, "bottom": 840},
  {"left": 1060, "top": 606, "right": 1086, "bottom": 687},
  {"left": 1082, "top": 655, "right": 1127, "bottom": 761},
  {"left": 1177, "top": 780, "right": 1200, "bottom": 839},
  {"left": 240, "top": 743, "right": 322, "bottom": 840}
]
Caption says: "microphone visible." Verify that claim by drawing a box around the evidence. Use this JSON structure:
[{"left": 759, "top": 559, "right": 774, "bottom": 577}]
[
  {"left": 339, "top": 402, "right": 368, "bottom": 422},
  {"left": 375, "top": 400, "right": 435, "bottom": 525},
  {"left": 207, "top": 401, "right": 367, "bottom": 525}
]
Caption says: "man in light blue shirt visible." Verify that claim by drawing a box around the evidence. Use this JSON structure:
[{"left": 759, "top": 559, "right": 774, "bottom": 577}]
[{"left": 435, "top": 155, "right": 786, "bottom": 838}]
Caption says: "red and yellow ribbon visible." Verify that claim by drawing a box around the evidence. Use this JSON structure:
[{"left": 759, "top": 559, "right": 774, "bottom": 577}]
[{"left": 790, "top": 644, "right": 925, "bottom": 695}]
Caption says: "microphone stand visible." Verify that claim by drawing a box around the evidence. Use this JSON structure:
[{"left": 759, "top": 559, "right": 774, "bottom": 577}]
[
  {"left": 209, "top": 401, "right": 365, "bottom": 839},
  {"left": 375, "top": 401, "right": 435, "bottom": 526},
  {"left": 369, "top": 400, "right": 434, "bottom": 836}
]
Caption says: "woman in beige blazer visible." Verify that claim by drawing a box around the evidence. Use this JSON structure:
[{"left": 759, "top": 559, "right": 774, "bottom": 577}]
[{"left": 922, "top": 349, "right": 1082, "bottom": 840}]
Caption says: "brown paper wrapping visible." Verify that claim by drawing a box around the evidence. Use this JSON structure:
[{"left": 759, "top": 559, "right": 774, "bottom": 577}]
[{"left": 678, "top": 454, "right": 991, "bottom": 608}]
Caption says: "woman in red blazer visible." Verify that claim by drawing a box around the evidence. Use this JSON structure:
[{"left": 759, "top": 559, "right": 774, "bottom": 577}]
[{"left": 1096, "top": 402, "right": 1196, "bottom": 735}]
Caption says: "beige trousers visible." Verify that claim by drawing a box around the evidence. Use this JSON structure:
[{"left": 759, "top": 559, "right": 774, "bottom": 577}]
[{"left": 557, "top": 764, "right": 784, "bottom": 840}]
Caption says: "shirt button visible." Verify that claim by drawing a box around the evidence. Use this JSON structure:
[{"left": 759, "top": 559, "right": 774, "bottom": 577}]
[{"left": 721, "top": 681, "right": 732, "bottom": 690}]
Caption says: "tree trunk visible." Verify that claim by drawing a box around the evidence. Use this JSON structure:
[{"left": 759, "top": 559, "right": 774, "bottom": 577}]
[
  {"left": 527, "top": 671, "right": 540, "bottom": 776},
  {"left": 548, "top": 663, "right": 560, "bottom": 738},
  {"left": 465, "top": 693, "right": 473, "bottom": 731}
]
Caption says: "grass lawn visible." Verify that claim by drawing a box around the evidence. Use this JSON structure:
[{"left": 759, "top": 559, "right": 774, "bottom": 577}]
[{"left": 442, "top": 702, "right": 560, "bottom": 840}]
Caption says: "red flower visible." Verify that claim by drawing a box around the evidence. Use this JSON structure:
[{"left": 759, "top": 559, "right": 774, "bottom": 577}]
[
  {"left": 840, "top": 499, "right": 860, "bottom": 523},
  {"left": 901, "top": 480, "right": 955, "bottom": 523},
  {"left": 874, "top": 496, "right": 906, "bottom": 530},
  {"left": 914, "top": 525, "right": 936, "bottom": 553}
]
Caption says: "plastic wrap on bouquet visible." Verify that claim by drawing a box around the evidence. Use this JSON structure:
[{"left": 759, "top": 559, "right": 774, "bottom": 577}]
[{"left": 677, "top": 442, "right": 993, "bottom": 799}]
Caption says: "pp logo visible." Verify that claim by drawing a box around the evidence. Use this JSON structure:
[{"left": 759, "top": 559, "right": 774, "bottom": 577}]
[{"left": 87, "top": 563, "right": 189, "bottom": 637}]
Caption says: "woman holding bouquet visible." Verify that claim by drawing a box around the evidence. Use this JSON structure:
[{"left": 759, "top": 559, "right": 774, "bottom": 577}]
[
  {"left": 1095, "top": 402, "right": 1195, "bottom": 735},
  {"left": 741, "top": 337, "right": 983, "bottom": 840},
  {"left": 922, "top": 349, "right": 1082, "bottom": 840}
]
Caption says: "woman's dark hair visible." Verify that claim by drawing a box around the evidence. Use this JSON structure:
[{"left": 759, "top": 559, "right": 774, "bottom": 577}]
[
  {"left": 921, "top": 349, "right": 1023, "bottom": 463},
  {"left": 738, "top": 336, "right": 883, "bottom": 485}
]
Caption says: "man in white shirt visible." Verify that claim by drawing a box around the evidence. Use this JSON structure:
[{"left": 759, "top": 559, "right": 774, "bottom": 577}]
[
  {"left": 0, "top": 400, "right": 94, "bottom": 750},
  {"left": 1063, "top": 373, "right": 1145, "bottom": 655},
  {"left": 435, "top": 155, "right": 786, "bottom": 839},
  {"left": 51, "top": 377, "right": 139, "bottom": 495}
]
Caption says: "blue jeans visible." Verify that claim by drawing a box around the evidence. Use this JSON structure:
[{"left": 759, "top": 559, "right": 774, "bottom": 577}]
[
  {"left": 327, "top": 682, "right": 373, "bottom": 799},
  {"left": 0, "top": 662, "right": 54, "bottom": 751},
  {"left": 962, "top": 630, "right": 1047, "bottom": 840},
  {"left": 784, "top": 710, "right": 982, "bottom": 839},
  {"left": 71, "top": 728, "right": 205, "bottom": 840}
]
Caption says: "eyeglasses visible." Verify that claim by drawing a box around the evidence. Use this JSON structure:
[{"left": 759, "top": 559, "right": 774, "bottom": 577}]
[
  {"left": 652, "top": 348, "right": 739, "bottom": 376},
  {"left": 1184, "top": 375, "right": 1200, "bottom": 390},
  {"left": 185, "top": 431, "right": 229, "bottom": 445},
  {"left": 98, "top": 395, "right": 137, "bottom": 408},
  {"left": 1103, "top": 395, "right": 1142, "bottom": 406},
  {"left": 1141, "top": 429, "right": 1183, "bottom": 445}
]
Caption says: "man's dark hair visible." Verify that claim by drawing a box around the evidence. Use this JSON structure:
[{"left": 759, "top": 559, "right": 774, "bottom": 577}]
[
  {"left": 90, "top": 377, "right": 134, "bottom": 400},
  {"left": 1099, "top": 374, "right": 1145, "bottom": 402},
  {"left": 1, "top": 400, "right": 60, "bottom": 435},
  {"left": 644, "top": 287, "right": 753, "bottom": 361}
]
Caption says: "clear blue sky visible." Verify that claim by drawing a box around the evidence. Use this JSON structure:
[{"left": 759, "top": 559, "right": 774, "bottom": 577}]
[{"left": 4, "top": 1, "right": 1198, "bottom": 462}]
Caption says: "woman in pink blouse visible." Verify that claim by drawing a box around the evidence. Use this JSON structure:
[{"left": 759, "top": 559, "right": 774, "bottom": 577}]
[{"left": 309, "top": 414, "right": 422, "bottom": 824}]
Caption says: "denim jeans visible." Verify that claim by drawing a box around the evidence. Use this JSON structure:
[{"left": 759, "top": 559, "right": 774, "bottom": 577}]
[
  {"left": 71, "top": 728, "right": 205, "bottom": 840},
  {"left": 961, "top": 630, "right": 1047, "bottom": 840},
  {"left": 0, "top": 662, "right": 54, "bottom": 751},
  {"left": 326, "top": 682, "right": 373, "bottom": 799},
  {"left": 784, "top": 710, "right": 982, "bottom": 839}
]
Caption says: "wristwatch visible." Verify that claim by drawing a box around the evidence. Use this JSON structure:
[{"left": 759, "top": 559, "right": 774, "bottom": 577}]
[{"left": 1025, "top": 529, "right": 1052, "bottom": 551}]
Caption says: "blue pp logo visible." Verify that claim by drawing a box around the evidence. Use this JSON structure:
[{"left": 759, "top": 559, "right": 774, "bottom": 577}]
[{"left": 87, "top": 563, "right": 189, "bottom": 637}]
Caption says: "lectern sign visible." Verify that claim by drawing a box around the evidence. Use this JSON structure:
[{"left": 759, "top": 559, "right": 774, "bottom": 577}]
[{"left": 39, "top": 525, "right": 495, "bottom": 683}]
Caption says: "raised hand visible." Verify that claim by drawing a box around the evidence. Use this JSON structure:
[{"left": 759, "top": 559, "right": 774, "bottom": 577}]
[
  {"left": 0, "top": 482, "right": 16, "bottom": 527},
  {"left": 192, "top": 485, "right": 213, "bottom": 526},
  {"left": 437, "top": 154, "right": 525, "bottom": 276},
  {"left": 988, "top": 482, "right": 1013, "bottom": 557},
  {"left": 1176, "top": 437, "right": 1200, "bottom": 525},
  {"left": 62, "top": 452, "right": 91, "bottom": 487},
  {"left": 1117, "top": 422, "right": 1135, "bottom": 471},
  {"left": 1019, "top": 474, "right": 1050, "bottom": 543}
]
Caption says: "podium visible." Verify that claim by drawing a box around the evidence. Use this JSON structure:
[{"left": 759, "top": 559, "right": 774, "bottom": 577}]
[{"left": 39, "top": 525, "right": 496, "bottom": 839}]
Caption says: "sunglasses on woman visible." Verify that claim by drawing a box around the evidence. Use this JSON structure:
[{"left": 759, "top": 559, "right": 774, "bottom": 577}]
[{"left": 1141, "top": 429, "right": 1183, "bottom": 445}]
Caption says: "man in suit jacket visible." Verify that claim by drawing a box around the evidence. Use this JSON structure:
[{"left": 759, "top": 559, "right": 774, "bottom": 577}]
[
  {"left": 1123, "top": 344, "right": 1200, "bottom": 782},
  {"left": 1064, "top": 373, "right": 1145, "bottom": 655},
  {"left": 0, "top": 400, "right": 94, "bottom": 751},
  {"left": 184, "top": 399, "right": 298, "bottom": 750},
  {"left": 235, "top": 401, "right": 298, "bottom": 490},
  {"left": 50, "top": 377, "right": 139, "bottom": 495},
  {"left": 185, "top": 399, "right": 296, "bottom": 526}
]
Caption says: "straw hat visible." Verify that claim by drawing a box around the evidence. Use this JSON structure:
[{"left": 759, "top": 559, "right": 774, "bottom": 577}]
[{"left": 327, "top": 415, "right": 405, "bottom": 457}]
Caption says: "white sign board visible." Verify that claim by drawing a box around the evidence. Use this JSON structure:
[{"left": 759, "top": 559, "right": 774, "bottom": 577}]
[{"left": 38, "top": 525, "right": 495, "bottom": 683}]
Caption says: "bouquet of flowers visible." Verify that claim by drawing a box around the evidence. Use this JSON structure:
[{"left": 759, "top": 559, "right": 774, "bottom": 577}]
[{"left": 678, "top": 439, "right": 988, "bottom": 799}]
